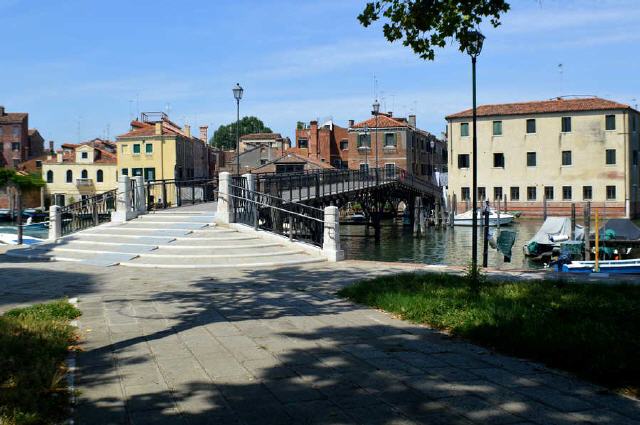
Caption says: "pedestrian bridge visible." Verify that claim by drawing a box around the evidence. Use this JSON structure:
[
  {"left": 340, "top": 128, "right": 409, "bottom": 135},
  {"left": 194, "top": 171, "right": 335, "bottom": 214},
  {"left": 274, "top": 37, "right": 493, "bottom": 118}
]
[{"left": 7, "top": 168, "right": 445, "bottom": 267}]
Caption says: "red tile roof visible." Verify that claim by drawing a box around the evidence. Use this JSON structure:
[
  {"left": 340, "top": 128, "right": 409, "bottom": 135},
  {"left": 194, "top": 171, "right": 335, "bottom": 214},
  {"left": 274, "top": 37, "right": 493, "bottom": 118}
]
[
  {"left": 0, "top": 112, "right": 27, "bottom": 124},
  {"left": 240, "top": 132, "right": 283, "bottom": 141},
  {"left": 44, "top": 141, "right": 116, "bottom": 165},
  {"left": 351, "top": 114, "right": 410, "bottom": 129},
  {"left": 445, "top": 97, "right": 634, "bottom": 119}
]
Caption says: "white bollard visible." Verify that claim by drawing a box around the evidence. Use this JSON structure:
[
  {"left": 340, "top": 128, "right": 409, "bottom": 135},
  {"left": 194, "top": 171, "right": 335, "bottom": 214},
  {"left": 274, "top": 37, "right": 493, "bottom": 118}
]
[
  {"left": 111, "top": 175, "right": 137, "bottom": 223},
  {"left": 216, "top": 172, "right": 232, "bottom": 224},
  {"left": 134, "top": 175, "right": 146, "bottom": 214},
  {"left": 48, "top": 205, "right": 62, "bottom": 241},
  {"left": 322, "top": 206, "right": 344, "bottom": 262}
]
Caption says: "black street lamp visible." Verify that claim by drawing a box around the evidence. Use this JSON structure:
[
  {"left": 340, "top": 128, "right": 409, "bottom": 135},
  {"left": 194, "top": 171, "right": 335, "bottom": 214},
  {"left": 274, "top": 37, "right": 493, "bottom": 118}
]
[
  {"left": 372, "top": 100, "right": 380, "bottom": 177},
  {"left": 363, "top": 124, "right": 370, "bottom": 173},
  {"left": 465, "top": 30, "right": 485, "bottom": 272},
  {"left": 232, "top": 83, "right": 244, "bottom": 175}
]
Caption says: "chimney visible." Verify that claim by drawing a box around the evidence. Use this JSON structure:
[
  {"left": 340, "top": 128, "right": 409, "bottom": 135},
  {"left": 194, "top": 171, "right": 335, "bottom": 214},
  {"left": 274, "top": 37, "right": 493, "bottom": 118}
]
[
  {"left": 387, "top": 111, "right": 393, "bottom": 117},
  {"left": 0, "top": 106, "right": 4, "bottom": 116},
  {"left": 49, "top": 141, "right": 54, "bottom": 154},
  {"left": 155, "top": 122, "right": 162, "bottom": 135},
  {"left": 184, "top": 124, "right": 191, "bottom": 138},
  {"left": 408, "top": 115, "right": 416, "bottom": 128},
  {"left": 56, "top": 152, "right": 63, "bottom": 163},
  {"left": 348, "top": 119, "right": 354, "bottom": 128},
  {"left": 309, "top": 120, "right": 318, "bottom": 156},
  {"left": 199, "top": 126, "right": 208, "bottom": 143}
]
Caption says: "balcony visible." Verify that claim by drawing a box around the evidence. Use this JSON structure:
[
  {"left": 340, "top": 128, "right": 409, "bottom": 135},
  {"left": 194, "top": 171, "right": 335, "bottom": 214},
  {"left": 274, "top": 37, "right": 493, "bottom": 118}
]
[{"left": 76, "top": 178, "right": 94, "bottom": 186}]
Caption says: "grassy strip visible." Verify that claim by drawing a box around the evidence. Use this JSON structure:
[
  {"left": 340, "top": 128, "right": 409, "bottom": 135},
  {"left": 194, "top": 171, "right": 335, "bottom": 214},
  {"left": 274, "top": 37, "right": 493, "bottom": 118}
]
[
  {"left": 0, "top": 299, "right": 81, "bottom": 425},
  {"left": 339, "top": 273, "right": 640, "bottom": 396}
]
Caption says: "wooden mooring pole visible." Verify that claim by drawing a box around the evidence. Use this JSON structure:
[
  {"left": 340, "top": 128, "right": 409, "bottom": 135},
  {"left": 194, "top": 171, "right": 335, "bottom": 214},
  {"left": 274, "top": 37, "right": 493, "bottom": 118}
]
[{"left": 584, "top": 202, "right": 591, "bottom": 261}]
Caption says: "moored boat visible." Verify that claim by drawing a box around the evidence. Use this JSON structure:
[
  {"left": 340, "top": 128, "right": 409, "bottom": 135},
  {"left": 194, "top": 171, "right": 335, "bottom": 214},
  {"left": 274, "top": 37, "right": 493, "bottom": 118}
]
[
  {"left": 0, "top": 233, "right": 45, "bottom": 245},
  {"left": 454, "top": 209, "right": 514, "bottom": 227},
  {"left": 561, "top": 259, "right": 640, "bottom": 274}
]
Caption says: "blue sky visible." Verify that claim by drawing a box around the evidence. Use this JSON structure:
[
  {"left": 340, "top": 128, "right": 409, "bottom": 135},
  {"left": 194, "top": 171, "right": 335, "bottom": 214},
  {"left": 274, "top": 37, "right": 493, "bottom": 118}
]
[{"left": 1, "top": 0, "right": 639, "bottom": 146}]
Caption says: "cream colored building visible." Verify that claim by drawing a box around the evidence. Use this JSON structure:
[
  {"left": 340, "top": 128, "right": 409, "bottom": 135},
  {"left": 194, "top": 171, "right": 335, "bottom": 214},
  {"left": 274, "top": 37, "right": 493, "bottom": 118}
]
[
  {"left": 43, "top": 140, "right": 118, "bottom": 206},
  {"left": 446, "top": 97, "right": 640, "bottom": 218}
]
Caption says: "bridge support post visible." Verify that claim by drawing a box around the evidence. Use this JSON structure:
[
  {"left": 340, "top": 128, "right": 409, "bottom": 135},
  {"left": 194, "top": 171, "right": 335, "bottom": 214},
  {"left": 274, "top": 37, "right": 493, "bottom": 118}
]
[
  {"left": 48, "top": 205, "right": 62, "bottom": 241},
  {"left": 111, "top": 176, "right": 137, "bottom": 223},
  {"left": 413, "top": 196, "right": 421, "bottom": 236},
  {"left": 243, "top": 173, "right": 257, "bottom": 228},
  {"left": 323, "top": 206, "right": 344, "bottom": 262},
  {"left": 134, "top": 175, "right": 146, "bottom": 215},
  {"left": 216, "top": 172, "right": 233, "bottom": 224}
]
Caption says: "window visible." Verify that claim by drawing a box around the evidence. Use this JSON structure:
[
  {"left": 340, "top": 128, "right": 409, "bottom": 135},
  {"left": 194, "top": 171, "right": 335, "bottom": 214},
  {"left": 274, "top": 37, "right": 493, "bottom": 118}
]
[
  {"left": 297, "top": 138, "right": 308, "bottom": 149},
  {"left": 493, "top": 153, "right": 505, "bottom": 168},
  {"left": 460, "top": 122, "right": 469, "bottom": 137},
  {"left": 478, "top": 187, "right": 486, "bottom": 200},
  {"left": 605, "top": 114, "right": 616, "bottom": 131},
  {"left": 606, "top": 185, "right": 616, "bottom": 200},
  {"left": 12, "top": 126, "right": 20, "bottom": 137},
  {"left": 458, "top": 154, "right": 470, "bottom": 169},
  {"left": 132, "top": 168, "right": 143, "bottom": 176},
  {"left": 492, "top": 121, "right": 502, "bottom": 136},
  {"left": 35, "top": 160, "right": 42, "bottom": 168},
  {"left": 133, "top": 144, "right": 141, "bottom": 155},
  {"left": 96, "top": 169, "right": 103, "bottom": 182},
  {"left": 494, "top": 187, "right": 503, "bottom": 201},
  {"left": 606, "top": 149, "right": 616, "bottom": 165},
  {"left": 527, "top": 186, "right": 537, "bottom": 201},
  {"left": 526, "top": 119, "right": 536, "bottom": 134},
  {"left": 66, "top": 170, "right": 73, "bottom": 183},
  {"left": 46, "top": 170, "right": 53, "bottom": 183},
  {"left": 384, "top": 133, "right": 397, "bottom": 147},
  {"left": 385, "top": 163, "right": 396, "bottom": 177},
  {"left": 11, "top": 142, "right": 19, "bottom": 151},
  {"left": 81, "top": 151, "right": 88, "bottom": 159},
  {"left": 340, "top": 139, "right": 348, "bottom": 150},
  {"left": 121, "top": 144, "right": 128, "bottom": 154},
  {"left": 562, "top": 186, "right": 572, "bottom": 200},
  {"left": 357, "top": 134, "right": 370, "bottom": 148},
  {"left": 561, "top": 116, "right": 572, "bottom": 132},
  {"left": 81, "top": 169, "right": 88, "bottom": 179},
  {"left": 359, "top": 163, "right": 369, "bottom": 173},
  {"left": 544, "top": 186, "right": 554, "bottom": 200},
  {"left": 145, "top": 143, "right": 153, "bottom": 154},
  {"left": 121, "top": 168, "right": 128, "bottom": 176},
  {"left": 144, "top": 168, "right": 156, "bottom": 181},
  {"left": 461, "top": 187, "right": 470, "bottom": 201},
  {"left": 561, "top": 150, "right": 572, "bottom": 166},
  {"left": 583, "top": 186, "right": 592, "bottom": 200},
  {"left": 510, "top": 187, "right": 520, "bottom": 201},
  {"left": 634, "top": 150, "right": 638, "bottom": 166},
  {"left": 526, "top": 152, "right": 536, "bottom": 167}
]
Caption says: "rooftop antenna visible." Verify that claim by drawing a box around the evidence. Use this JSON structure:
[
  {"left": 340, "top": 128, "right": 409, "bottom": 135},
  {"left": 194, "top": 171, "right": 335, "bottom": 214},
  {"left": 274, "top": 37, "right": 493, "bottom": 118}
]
[
  {"left": 165, "top": 103, "right": 172, "bottom": 116},
  {"left": 632, "top": 98, "right": 638, "bottom": 109},
  {"left": 136, "top": 93, "right": 140, "bottom": 119},
  {"left": 76, "top": 115, "right": 82, "bottom": 143},
  {"left": 558, "top": 63, "right": 564, "bottom": 95},
  {"left": 128, "top": 100, "right": 134, "bottom": 121},
  {"left": 106, "top": 124, "right": 110, "bottom": 141}
]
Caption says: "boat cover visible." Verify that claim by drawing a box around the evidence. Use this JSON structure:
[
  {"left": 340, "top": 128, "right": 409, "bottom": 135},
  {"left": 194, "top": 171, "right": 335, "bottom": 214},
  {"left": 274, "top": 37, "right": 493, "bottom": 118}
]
[
  {"left": 526, "top": 217, "right": 572, "bottom": 255},
  {"left": 598, "top": 219, "right": 640, "bottom": 240}
]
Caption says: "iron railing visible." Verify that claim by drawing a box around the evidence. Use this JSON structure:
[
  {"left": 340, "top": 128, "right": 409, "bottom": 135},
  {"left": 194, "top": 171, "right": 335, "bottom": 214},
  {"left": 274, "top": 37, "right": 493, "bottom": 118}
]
[
  {"left": 60, "top": 189, "right": 117, "bottom": 236},
  {"left": 229, "top": 179, "right": 325, "bottom": 247},
  {"left": 144, "top": 177, "right": 218, "bottom": 211},
  {"left": 254, "top": 167, "right": 440, "bottom": 202}
]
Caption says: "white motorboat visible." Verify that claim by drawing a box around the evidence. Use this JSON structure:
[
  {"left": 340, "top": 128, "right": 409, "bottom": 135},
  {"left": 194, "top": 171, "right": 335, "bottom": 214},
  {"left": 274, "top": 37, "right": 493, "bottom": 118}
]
[
  {"left": 0, "top": 233, "right": 45, "bottom": 245},
  {"left": 454, "top": 209, "right": 514, "bottom": 227}
]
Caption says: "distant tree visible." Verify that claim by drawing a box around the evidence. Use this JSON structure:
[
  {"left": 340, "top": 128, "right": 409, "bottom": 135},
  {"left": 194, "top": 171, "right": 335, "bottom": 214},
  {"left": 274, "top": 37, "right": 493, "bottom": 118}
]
[
  {"left": 296, "top": 121, "right": 306, "bottom": 130},
  {"left": 209, "top": 116, "right": 273, "bottom": 150},
  {"left": 0, "top": 168, "right": 45, "bottom": 191},
  {"left": 358, "top": 0, "right": 510, "bottom": 60}
]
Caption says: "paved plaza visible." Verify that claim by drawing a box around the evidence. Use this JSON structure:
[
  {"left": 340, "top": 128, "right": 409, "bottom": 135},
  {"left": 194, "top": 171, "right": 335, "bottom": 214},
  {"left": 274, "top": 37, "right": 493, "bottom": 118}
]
[{"left": 0, "top": 256, "right": 638, "bottom": 425}]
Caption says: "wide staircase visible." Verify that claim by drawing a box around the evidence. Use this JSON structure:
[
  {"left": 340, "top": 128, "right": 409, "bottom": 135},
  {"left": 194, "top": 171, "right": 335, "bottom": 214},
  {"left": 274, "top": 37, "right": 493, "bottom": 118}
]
[{"left": 7, "top": 209, "right": 326, "bottom": 268}]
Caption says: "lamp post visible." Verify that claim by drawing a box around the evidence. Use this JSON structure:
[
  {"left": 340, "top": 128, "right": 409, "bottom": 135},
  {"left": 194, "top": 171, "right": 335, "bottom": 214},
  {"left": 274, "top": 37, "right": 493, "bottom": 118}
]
[
  {"left": 372, "top": 100, "right": 380, "bottom": 180},
  {"left": 232, "top": 83, "right": 244, "bottom": 175},
  {"left": 363, "top": 124, "right": 370, "bottom": 174},
  {"left": 465, "top": 30, "right": 485, "bottom": 272}
]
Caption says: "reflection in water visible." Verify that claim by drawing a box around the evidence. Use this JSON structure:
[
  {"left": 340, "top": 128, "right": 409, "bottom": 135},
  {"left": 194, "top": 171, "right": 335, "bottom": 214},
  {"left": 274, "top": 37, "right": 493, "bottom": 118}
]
[{"left": 341, "top": 220, "right": 545, "bottom": 270}]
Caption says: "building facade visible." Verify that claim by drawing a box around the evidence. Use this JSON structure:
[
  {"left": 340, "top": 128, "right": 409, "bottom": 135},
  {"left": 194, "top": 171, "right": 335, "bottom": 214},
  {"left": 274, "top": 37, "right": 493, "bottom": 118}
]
[
  {"left": 250, "top": 152, "right": 334, "bottom": 174},
  {"left": 347, "top": 113, "right": 446, "bottom": 180},
  {"left": 42, "top": 140, "right": 118, "bottom": 206},
  {"left": 292, "top": 120, "right": 349, "bottom": 169},
  {"left": 116, "top": 113, "right": 215, "bottom": 182},
  {"left": 0, "top": 106, "right": 44, "bottom": 168},
  {"left": 446, "top": 97, "right": 640, "bottom": 218},
  {"left": 239, "top": 133, "right": 290, "bottom": 155}
]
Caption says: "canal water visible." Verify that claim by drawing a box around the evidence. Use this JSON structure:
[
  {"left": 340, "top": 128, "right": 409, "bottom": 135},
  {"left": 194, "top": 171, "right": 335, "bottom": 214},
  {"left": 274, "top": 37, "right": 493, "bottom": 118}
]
[
  {"left": 0, "top": 225, "right": 49, "bottom": 240},
  {"left": 341, "top": 220, "right": 545, "bottom": 270}
]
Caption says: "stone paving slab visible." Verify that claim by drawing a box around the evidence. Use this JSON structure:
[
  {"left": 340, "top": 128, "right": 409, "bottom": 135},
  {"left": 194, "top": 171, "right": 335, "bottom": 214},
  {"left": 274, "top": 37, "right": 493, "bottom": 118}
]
[{"left": 0, "top": 257, "right": 639, "bottom": 425}]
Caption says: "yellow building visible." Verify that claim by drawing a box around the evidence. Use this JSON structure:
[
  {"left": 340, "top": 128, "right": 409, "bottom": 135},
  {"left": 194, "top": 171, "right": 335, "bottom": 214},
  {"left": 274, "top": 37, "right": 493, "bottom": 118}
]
[
  {"left": 42, "top": 139, "right": 118, "bottom": 206},
  {"left": 446, "top": 97, "right": 640, "bottom": 218}
]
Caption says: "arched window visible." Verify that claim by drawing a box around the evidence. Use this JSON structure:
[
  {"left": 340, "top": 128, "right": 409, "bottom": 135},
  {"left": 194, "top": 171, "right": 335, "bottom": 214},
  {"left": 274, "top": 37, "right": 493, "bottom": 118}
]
[
  {"left": 96, "top": 169, "right": 103, "bottom": 183},
  {"left": 66, "top": 170, "right": 73, "bottom": 183},
  {"left": 81, "top": 169, "right": 88, "bottom": 179},
  {"left": 46, "top": 170, "right": 53, "bottom": 183}
]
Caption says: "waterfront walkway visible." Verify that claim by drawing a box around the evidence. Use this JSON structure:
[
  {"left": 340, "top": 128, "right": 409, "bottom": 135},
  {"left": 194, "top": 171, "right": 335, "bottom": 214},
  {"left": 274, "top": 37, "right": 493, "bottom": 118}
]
[{"left": 0, "top": 257, "right": 638, "bottom": 425}]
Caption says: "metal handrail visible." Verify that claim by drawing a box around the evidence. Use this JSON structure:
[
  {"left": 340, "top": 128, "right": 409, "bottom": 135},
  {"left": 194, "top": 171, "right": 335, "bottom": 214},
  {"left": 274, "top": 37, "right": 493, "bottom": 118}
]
[{"left": 228, "top": 183, "right": 324, "bottom": 214}]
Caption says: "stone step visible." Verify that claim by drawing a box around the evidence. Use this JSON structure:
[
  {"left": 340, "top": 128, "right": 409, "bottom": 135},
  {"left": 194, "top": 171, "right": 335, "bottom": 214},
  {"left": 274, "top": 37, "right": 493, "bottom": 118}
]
[
  {"left": 119, "top": 222, "right": 211, "bottom": 230},
  {"left": 157, "top": 241, "right": 282, "bottom": 250},
  {"left": 121, "top": 253, "right": 325, "bottom": 269},
  {"left": 138, "top": 248, "right": 302, "bottom": 259},
  {"left": 6, "top": 246, "right": 135, "bottom": 266},
  {"left": 67, "top": 234, "right": 175, "bottom": 245},
  {"left": 164, "top": 237, "right": 263, "bottom": 247}
]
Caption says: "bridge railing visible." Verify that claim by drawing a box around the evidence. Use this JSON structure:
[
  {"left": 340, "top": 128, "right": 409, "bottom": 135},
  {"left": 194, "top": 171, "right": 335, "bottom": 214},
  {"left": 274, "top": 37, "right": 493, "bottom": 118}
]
[
  {"left": 143, "top": 177, "right": 218, "bottom": 211},
  {"left": 59, "top": 188, "right": 117, "bottom": 236},
  {"left": 229, "top": 177, "right": 324, "bottom": 247}
]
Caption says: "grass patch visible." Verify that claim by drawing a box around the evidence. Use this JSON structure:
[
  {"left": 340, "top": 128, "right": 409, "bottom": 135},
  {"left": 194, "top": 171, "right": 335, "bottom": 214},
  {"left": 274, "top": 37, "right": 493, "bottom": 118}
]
[
  {"left": 0, "top": 299, "right": 81, "bottom": 425},
  {"left": 339, "top": 273, "right": 640, "bottom": 396}
]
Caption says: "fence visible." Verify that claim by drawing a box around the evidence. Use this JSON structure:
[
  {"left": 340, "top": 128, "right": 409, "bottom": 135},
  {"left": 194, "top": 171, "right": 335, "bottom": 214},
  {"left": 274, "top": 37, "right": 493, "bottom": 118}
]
[
  {"left": 144, "top": 177, "right": 218, "bottom": 211},
  {"left": 59, "top": 189, "right": 117, "bottom": 236}
]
